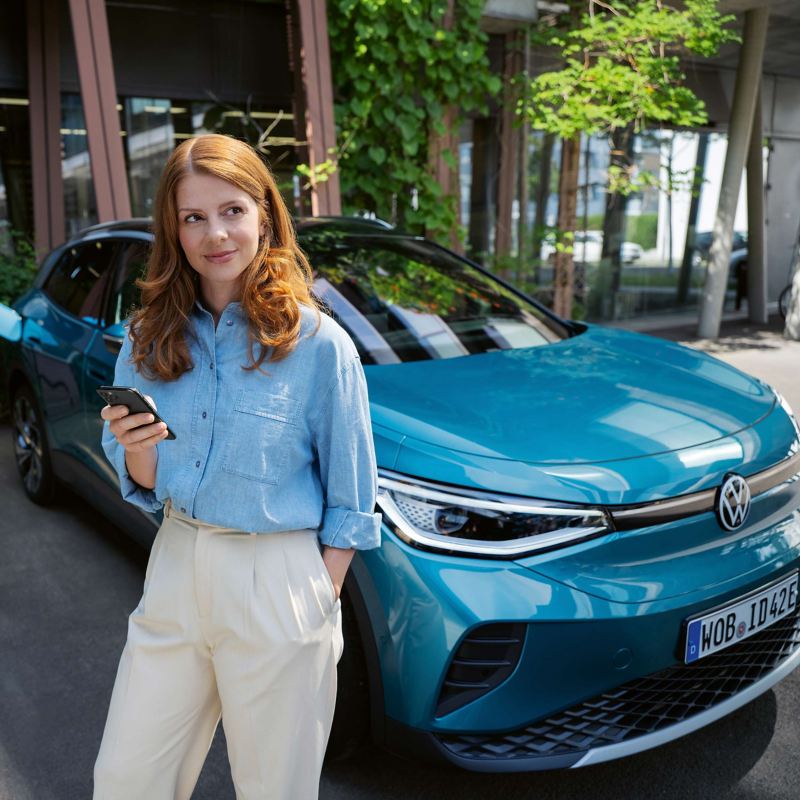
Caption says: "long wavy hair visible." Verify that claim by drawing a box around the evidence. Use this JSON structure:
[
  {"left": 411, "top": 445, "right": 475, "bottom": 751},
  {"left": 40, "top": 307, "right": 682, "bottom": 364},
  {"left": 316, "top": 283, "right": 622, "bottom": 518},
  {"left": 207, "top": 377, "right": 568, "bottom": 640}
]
[{"left": 127, "top": 134, "right": 323, "bottom": 380}]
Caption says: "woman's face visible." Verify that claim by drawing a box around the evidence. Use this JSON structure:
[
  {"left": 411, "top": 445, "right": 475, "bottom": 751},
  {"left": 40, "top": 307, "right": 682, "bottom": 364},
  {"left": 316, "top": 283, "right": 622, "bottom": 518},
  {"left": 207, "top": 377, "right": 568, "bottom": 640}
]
[{"left": 175, "top": 172, "right": 265, "bottom": 299}]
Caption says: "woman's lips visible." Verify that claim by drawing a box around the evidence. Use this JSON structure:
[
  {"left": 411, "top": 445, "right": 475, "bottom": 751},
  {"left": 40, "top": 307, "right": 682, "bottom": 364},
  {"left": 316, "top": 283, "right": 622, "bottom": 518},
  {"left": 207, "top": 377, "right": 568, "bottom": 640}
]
[{"left": 204, "top": 250, "right": 237, "bottom": 263}]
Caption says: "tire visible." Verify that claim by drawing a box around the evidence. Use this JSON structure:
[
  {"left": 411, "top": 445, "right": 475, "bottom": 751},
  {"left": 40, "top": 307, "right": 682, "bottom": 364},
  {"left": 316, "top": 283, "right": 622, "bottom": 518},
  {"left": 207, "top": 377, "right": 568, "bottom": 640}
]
[
  {"left": 778, "top": 284, "right": 793, "bottom": 321},
  {"left": 325, "top": 588, "right": 371, "bottom": 763},
  {"left": 11, "top": 383, "right": 58, "bottom": 505}
]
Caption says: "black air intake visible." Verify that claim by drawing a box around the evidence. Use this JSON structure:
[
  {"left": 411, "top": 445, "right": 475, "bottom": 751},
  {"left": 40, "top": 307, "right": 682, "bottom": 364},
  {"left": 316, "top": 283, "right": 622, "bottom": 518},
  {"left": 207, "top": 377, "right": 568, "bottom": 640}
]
[{"left": 436, "top": 622, "right": 527, "bottom": 717}]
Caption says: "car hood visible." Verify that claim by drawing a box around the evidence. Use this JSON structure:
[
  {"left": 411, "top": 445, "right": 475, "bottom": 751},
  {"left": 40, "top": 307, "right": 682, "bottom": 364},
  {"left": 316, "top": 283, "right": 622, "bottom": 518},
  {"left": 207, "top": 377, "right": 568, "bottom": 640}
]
[{"left": 367, "top": 325, "right": 775, "bottom": 465}]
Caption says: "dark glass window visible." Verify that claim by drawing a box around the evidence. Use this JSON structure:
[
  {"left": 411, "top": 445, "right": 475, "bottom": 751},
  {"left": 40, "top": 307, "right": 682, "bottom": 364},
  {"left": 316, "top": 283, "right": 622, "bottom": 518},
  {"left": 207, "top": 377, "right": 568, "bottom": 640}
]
[
  {"left": 301, "top": 232, "right": 570, "bottom": 366},
  {"left": 43, "top": 239, "right": 118, "bottom": 325},
  {"left": 105, "top": 239, "right": 150, "bottom": 326}
]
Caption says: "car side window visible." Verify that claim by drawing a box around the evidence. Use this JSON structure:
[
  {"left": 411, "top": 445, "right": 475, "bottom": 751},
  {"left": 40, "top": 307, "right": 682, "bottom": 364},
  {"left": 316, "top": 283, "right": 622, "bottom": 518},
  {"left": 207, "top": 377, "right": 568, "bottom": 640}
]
[
  {"left": 42, "top": 239, "right": 119, "bottom": 325},
  {"left": 105, "top": 240, "right": 150, "bottom": 327}
]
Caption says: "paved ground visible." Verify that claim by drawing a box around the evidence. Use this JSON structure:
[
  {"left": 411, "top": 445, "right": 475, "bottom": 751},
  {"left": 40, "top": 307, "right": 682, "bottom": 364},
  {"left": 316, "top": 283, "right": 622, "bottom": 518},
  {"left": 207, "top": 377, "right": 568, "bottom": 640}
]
[{"left": 1, "top": 315, "right": 799, "bottom": 799}]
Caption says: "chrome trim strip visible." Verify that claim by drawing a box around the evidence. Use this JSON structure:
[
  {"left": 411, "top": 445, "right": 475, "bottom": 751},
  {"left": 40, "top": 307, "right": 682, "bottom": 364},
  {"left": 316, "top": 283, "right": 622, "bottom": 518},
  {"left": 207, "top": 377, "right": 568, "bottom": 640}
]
[
  {"left": 610, "top": 450, "right": 800, "bottom": 529},
  {"left": 572, "top": 643, "right": 800, "bottom": 768}
]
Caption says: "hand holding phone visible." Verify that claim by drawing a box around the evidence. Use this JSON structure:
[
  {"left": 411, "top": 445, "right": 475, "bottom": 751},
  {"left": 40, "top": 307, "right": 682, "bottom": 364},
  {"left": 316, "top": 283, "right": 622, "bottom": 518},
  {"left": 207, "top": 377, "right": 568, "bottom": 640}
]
[{"left": 97, "top": 386, "right": 176, "bottom": 449}]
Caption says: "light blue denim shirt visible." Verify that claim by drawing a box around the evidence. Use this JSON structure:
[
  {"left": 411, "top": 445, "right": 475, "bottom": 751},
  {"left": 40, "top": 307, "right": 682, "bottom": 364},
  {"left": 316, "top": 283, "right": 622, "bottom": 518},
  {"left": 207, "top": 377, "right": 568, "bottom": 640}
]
[{"left": 101, "top": 300, "right": 382, "bottom": 550}]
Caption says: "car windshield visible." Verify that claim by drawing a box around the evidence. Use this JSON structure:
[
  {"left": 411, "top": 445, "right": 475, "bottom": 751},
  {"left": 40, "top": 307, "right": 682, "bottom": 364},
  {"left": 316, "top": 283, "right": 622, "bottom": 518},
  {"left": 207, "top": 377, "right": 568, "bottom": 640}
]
[{"left": 300, "top": 231, "right": 570, "bottom": 365}]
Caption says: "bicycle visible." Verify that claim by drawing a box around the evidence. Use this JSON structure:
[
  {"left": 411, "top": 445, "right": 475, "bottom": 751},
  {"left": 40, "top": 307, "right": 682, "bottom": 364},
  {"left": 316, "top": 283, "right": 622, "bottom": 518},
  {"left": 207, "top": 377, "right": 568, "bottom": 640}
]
[{"left": 779, "top": 282, "right": 795, "bottom": 320}]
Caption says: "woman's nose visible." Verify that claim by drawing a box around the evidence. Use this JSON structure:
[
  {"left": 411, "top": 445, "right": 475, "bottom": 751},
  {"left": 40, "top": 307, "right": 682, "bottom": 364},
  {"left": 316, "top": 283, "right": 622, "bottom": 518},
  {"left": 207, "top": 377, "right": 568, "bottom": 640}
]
[{"left": 208, "top": 223, "right": 228, "bottom": 242}]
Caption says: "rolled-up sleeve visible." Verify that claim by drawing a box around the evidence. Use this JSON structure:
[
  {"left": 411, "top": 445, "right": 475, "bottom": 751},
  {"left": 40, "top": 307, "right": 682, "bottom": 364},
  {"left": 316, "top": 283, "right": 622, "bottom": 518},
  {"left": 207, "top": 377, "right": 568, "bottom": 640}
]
[
  {"left": 310, "top": 355, "right": 382, "bottom": 550},
  {"left": 100, "top": 329, "right": 163, "bottom": 513}
]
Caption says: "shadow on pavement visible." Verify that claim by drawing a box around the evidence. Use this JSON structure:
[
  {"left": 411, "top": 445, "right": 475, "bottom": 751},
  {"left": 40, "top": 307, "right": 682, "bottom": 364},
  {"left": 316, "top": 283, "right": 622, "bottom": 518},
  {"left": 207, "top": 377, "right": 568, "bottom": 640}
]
[{"left": 323, "top": 691, "right": 779, "bottom": 800}]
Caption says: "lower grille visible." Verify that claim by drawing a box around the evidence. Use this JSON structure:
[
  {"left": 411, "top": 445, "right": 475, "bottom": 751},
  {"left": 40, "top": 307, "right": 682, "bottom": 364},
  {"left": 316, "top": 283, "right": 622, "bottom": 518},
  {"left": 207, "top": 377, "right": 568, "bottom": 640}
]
[{"left": 438, "top": 605, "right": 800, "bottom": 762}]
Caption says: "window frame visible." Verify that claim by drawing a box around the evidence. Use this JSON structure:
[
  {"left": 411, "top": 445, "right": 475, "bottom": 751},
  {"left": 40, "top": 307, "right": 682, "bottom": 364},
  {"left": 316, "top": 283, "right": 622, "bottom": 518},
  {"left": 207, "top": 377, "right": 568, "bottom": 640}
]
[{"left": 100, "top": 233, "right": 153, "bottom": 330}]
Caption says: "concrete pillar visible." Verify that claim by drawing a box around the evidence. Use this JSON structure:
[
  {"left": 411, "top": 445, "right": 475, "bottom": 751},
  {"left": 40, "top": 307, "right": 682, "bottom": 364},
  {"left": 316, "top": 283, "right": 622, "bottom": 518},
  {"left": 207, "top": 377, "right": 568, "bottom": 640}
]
[
  {"left": 295, "top": 0, "right": 341, "bottom": 216},
  {"left": 26, "top": 0, "right": 65, "bottom": 256},
  {"left": 746, "top": 88, "right": 768, "bottom": 324},
  {"left": 697, "top": 7, "right": 769, "bottom": 338},
  {"left": 67, "top": 0, "right": 131, "bottom": 221}
]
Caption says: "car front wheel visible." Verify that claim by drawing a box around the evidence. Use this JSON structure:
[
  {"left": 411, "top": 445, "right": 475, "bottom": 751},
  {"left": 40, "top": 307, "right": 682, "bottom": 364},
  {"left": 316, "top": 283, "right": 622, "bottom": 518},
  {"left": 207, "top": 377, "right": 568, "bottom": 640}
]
[
  {"left": 12, "top": 384, "right": 58, "bottom": 505},
  {"left": 325, "top": 588, "right": 372, "bottom": 763}
]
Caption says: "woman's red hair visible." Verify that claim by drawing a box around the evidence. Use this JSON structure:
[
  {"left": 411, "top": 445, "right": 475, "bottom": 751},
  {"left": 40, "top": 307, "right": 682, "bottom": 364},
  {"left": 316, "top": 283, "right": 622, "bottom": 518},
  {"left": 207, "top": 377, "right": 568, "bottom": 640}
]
[{"left": 128, "top": 133, "right": 323, "bottom": 380}]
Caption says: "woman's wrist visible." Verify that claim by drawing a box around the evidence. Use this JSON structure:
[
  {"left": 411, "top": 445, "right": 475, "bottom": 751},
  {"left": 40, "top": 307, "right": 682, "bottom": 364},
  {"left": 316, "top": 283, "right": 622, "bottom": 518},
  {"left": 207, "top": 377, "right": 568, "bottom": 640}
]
[
  {"left": 124, "top": 447, "right": 158, "bottom": 490},
  {"left": 321, "top": 546, "right": 355, "bottom": 599}
]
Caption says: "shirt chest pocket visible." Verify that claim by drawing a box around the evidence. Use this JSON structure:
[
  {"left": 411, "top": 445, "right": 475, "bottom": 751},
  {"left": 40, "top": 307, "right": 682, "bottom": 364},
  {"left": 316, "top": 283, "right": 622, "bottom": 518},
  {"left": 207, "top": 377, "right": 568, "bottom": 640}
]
[{"left": 222, "top": 390, "right": 302, "bottom": 485}]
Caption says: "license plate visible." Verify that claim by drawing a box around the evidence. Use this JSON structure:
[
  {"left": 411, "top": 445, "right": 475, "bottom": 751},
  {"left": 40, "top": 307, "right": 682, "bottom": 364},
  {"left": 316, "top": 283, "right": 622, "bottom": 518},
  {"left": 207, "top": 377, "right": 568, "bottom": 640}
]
[{"left": 684, "top": 571, "right": 799, "bottom": 664}]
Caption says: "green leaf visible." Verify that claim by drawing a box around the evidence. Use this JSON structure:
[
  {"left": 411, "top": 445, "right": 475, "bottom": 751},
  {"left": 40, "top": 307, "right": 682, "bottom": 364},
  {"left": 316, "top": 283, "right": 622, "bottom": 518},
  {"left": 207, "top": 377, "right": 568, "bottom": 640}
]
[{"left": 368, "top": 145, "right": 386, "bottom": 165}]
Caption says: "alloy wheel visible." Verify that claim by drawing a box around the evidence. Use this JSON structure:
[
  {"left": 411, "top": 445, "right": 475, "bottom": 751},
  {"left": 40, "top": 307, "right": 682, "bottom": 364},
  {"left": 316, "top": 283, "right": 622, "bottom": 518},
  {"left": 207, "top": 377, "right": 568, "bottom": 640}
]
[{"left": 13, "top": 393, "right": 44, "bottom": 496}]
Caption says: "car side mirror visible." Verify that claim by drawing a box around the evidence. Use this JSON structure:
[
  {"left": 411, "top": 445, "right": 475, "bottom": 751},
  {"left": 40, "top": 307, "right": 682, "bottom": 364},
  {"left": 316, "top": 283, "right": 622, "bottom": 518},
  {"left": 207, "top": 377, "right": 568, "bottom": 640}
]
[{"left": 0, "top": 304, "right": 22, "bottom": 343}]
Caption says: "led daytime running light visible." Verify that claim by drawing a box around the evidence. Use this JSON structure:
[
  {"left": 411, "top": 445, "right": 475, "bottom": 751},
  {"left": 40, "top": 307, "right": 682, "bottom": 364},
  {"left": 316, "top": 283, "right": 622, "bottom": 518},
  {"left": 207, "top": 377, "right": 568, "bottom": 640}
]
[{"left": 377, "top": 472, "right": 611, "bottom": 558}]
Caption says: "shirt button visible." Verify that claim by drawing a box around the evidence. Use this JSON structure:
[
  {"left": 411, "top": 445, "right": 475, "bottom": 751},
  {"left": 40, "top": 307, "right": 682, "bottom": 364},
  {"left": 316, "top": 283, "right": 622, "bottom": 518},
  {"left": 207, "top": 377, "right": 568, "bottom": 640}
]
[
  {"left": 202, "top": 411, "right": 207, "bottom": 419},
  {"left": 209, "top": 362, "right": 214, "bottom": 369},
  {"left": 226, "top": 319, "right": 233, "bottom": 326},
  {"left": 195, "top": 460, "right": 200, "bottom": 468},
  {"left": 180, "top": 507, "right": 186, "bottom": 513}
]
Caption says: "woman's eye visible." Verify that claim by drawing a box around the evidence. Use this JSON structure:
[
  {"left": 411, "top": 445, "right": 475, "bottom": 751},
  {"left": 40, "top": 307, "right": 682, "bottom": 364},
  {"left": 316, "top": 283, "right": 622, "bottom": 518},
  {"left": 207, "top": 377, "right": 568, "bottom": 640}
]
[
  {"left": 226, "top": 206, "right": 243, "bottom": 215},
  {"left": 184, "top": 214, "right": 201, "bottom": 223}
]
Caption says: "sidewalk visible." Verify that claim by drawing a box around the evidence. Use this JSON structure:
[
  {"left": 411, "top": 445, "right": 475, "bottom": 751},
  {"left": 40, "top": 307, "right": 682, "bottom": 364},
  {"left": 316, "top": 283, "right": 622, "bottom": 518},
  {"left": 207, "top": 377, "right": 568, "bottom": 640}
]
[{"left": 626, "top": 313, "right": 800, "bottom": 410}]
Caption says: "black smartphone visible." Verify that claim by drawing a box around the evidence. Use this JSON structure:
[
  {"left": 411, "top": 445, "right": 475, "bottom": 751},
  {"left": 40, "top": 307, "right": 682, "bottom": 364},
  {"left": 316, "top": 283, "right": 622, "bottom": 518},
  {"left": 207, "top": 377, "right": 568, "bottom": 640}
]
[{"left": 96, "top": 385, "right": 176, "bottom": 440}]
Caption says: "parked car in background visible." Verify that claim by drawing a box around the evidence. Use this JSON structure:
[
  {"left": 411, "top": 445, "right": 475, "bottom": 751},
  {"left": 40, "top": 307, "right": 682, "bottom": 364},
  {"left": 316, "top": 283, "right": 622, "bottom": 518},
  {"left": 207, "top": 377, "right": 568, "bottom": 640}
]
[
  {"left": 691, "top": 230, "right": 749, "bottom": 271},
  {"left": 540, "top": 230, "right": 643, "bottom": 264},
  {"left": 2, "top": 217, "right": 800, "bottom": 772}
]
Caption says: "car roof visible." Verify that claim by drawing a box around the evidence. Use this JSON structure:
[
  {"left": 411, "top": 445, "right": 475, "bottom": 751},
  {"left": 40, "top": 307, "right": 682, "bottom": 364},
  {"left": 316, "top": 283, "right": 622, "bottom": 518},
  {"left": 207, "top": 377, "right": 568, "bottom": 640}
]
[{"left": 74, "top": 215, "right": 398, "bottom": 241}]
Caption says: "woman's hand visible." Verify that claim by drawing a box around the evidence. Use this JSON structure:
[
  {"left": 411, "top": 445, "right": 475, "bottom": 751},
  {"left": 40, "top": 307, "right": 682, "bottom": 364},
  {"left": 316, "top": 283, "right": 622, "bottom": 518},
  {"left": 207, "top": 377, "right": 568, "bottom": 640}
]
[
  {"left": 100, "top": 394, "right": 169, "bottom": 452},
  {"left": 321, "top": 546, "right": 355, "bottom": 600}
]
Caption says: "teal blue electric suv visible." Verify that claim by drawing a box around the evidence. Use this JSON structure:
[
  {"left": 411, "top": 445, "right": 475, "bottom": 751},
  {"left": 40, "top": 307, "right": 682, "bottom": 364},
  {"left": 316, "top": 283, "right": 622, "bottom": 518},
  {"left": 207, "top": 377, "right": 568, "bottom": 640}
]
[{"left": 2, "top": 217, "right": 800, "bottom": 771}]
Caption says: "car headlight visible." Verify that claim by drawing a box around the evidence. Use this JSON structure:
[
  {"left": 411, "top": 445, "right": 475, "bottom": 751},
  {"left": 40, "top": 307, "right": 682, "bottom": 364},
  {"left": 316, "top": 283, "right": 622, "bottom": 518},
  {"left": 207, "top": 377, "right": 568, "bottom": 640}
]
[{"left": 377, "top": 470, "right": 612, "bottom": 558}]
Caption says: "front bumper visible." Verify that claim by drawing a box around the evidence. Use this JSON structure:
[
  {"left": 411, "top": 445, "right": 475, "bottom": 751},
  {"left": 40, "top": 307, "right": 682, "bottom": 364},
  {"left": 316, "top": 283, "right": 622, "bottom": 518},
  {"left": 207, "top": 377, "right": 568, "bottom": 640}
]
[
  {"left": 434, "top": 604, "right": 800, "bottom": 770},
  {"left": 361, "top": 471, "right": 800, "bottom": 770}
]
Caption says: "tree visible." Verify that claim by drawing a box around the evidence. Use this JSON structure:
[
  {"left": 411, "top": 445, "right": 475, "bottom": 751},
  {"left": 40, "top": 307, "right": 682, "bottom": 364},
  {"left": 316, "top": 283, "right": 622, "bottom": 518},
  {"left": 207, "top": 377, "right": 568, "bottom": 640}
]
[{"left": 517, "top": 0, "right": 738, "bottom": 319}]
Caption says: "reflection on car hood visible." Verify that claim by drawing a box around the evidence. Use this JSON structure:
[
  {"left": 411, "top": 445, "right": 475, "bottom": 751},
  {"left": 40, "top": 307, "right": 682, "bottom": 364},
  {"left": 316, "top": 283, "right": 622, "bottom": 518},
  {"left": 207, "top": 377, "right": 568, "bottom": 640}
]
[{"left": 366, "top": 326, "right": 775, "bottom": 465}]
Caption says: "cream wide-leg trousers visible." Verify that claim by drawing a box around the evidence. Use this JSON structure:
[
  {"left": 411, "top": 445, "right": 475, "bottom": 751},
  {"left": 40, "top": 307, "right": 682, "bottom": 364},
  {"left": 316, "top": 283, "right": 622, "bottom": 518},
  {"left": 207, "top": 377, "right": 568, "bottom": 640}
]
[{"left": 93, "top": 499, "right": 344, "bottom": 800}]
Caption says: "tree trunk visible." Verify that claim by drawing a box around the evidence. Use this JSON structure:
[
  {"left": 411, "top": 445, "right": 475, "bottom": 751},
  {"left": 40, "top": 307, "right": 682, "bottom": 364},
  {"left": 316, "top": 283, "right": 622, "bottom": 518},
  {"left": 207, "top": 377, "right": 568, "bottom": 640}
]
[
  {"left": 495, "top": 30, "right": 524, "bottom": 261},
  {"left": 531, "top": 132, "right": 555, "bottom": 285},
  {"left": 677, "top": 132, "right": 708, "bottom": 305},
  {"left": 601, "top": 125, "right": 635, "bottom": 320},
  {"left": 553, "top": 135, "right": 580, "bottom": 319}
]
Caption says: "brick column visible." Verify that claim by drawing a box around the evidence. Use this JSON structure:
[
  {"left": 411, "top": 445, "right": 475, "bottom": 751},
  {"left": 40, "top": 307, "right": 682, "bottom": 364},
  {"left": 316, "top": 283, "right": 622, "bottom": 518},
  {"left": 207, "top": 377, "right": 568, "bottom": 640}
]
[
  {"left": 27, "top": 0, "right": 65, "bottom": 255},
  {"left": 294, "top": 0, "right": 341, "bottom": 216},
  {"left": 67, "top": 0, "right": 131, "bottom": 221}
]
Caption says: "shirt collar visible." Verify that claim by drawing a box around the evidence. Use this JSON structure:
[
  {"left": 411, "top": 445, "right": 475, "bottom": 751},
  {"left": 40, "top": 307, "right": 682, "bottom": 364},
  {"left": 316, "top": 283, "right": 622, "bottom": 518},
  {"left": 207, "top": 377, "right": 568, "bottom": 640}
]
[{"left": 193, "top": 298, "right": 244, "bottom": 319}]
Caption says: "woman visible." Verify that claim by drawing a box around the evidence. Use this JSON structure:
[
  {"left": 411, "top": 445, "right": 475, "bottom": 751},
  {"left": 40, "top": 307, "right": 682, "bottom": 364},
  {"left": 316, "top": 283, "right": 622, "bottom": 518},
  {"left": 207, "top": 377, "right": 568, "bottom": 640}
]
[{"left": 94, "top": 133, "right": 381, "bottom": 800}]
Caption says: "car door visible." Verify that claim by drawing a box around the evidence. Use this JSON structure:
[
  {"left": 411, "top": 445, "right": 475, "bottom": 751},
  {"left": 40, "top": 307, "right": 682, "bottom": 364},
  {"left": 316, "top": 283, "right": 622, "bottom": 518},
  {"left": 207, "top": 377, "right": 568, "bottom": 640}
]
[
  {"left": 82, "top": 236, "right": 150, "bottom": 481},
  {"left": 21, "top": 237, "right": 120, "bottom": 464}
]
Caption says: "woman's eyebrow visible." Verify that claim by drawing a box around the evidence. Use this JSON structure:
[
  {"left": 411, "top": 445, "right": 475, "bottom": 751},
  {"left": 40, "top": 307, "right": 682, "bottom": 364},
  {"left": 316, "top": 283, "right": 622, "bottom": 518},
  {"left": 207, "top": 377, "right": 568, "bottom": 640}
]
[{"left": 178, "top": 199, "right": 247, "bottom": 212}]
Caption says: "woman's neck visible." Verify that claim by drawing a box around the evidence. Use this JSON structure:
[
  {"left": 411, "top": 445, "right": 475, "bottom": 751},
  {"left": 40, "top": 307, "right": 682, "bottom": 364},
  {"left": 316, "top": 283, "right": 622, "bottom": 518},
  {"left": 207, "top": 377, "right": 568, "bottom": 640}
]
[{"left": 197, "top": 281, "right": 242, "bottom": 326}]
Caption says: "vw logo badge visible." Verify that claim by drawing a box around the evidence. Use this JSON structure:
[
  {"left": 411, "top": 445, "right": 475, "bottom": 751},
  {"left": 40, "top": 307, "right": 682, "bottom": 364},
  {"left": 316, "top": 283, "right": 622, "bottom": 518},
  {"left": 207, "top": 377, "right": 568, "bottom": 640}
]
[{"left": 716, "top": 473, "right": 751, "bottom": 531}]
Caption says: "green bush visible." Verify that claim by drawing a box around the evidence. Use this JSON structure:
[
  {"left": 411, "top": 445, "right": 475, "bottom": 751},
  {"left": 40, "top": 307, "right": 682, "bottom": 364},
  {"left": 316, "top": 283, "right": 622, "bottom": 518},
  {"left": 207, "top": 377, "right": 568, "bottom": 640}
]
[
  {"left": 625, "top": 214, "right": 658, "bottom": 249},
  {"left": 0, "top": 231, "right": 38, "bottom": 306}
]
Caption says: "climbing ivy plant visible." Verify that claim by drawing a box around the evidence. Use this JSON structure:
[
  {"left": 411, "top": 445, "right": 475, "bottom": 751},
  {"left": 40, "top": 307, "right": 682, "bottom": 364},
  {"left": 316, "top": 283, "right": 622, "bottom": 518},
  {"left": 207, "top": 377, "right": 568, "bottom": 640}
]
[{"left": 326, "top": 0, "right": 501, "bottom": 240}]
